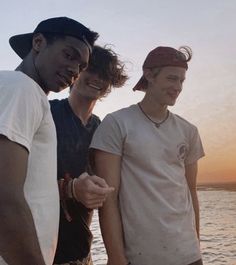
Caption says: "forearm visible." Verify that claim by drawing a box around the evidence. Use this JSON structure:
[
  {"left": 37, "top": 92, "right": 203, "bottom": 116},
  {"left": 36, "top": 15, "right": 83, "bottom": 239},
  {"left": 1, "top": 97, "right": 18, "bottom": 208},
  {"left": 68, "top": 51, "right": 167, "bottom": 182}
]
[
  {"left": 0, "top": 138, "right": 46, "bottom": 264},
  {"left": 190, "top": 189, "right": 200, "bottom": 238},
  {"left": 0, "top": 196, "right": 46, "bottom": 265},
  {"left": 99, "top": 199, "right": 128, "bottom": 265},
  {"left": 93, "top": 150, "right": 127, "bottom": 264},
  {"left": 185, "top": 162, "right": 200, "bottom": 239}
]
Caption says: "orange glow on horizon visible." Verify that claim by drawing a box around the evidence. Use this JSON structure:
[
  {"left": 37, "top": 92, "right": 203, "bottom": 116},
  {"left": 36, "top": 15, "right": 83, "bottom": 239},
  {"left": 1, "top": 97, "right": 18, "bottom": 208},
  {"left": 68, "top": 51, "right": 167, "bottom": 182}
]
[{"left": 197, "top": 126, "right": 236, "bottom": 184}]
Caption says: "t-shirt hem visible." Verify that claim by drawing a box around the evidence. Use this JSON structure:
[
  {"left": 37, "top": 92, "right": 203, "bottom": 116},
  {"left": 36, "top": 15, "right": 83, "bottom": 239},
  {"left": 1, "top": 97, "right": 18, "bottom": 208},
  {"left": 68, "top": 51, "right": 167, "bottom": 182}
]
[
  {"left": 90, "top": 144, "right": 122, "bottom": 156},
  {"left": 0, "top": 127, "right": 30, "bottom": 151},
  {"left": 185, "top": 153, "right": 205, "bottom": 165},
  {"left": 181, "top": 253, "right": 202, "bottom": 265}
]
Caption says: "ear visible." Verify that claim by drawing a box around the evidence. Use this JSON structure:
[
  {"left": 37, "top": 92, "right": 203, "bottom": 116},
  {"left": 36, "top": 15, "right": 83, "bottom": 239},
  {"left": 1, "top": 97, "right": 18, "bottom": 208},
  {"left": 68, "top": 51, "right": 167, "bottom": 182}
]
[
  {"left": 32, "top": 33, "right": 47, "bottom": 53},
  {"left": 143, "top": 68, "right": 154, "bottom": 82}
]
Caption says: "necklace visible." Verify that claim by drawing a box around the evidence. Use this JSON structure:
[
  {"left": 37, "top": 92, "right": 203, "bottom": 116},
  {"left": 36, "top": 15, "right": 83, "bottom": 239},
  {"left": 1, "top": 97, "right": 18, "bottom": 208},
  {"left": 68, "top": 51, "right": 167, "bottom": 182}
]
[{"left": 138, "top": 103, "right": 169, "bottom": 128}]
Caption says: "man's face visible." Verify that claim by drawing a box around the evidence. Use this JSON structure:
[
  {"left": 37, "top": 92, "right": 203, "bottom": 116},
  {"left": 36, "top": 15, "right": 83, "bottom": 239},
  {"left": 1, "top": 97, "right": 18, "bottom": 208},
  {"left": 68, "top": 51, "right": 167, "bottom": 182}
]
[
  {"left": 33, "top": 34, "right": 90, "bottom": 93},
  {"left": 146, "top": 66, "right": 186, "bottom": 106},
  {"left": 71, "top": 70, "right": 110, "bottom": 100}
]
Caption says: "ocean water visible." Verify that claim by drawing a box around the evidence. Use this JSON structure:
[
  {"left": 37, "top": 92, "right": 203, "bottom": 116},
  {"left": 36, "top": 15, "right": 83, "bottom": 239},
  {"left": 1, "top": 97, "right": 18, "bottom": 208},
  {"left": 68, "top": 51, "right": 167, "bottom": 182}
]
[{"left": 91, "top": 188, "right": 236, "bottom": 265}]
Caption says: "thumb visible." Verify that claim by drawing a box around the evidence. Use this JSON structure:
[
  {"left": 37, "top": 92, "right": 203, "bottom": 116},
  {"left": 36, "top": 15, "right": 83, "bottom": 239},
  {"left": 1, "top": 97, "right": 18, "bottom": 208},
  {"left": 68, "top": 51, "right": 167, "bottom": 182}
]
[{"left": 79, "top": 172, "right": 89, "bottom": 180}]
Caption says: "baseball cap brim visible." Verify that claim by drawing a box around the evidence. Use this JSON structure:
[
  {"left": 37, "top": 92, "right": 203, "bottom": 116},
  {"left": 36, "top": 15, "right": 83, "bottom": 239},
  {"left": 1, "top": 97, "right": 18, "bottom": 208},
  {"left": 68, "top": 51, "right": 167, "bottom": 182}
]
[
  {"left": 9, "top": 33, "right": 34, "bottom": 59},
  {"left": 133, "top": 75, "right": 148, "bottom": 91}
]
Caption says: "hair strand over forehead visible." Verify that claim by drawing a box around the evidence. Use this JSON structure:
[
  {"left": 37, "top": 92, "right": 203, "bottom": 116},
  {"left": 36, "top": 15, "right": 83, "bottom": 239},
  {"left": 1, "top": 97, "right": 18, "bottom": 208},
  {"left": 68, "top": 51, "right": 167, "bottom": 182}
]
[{"left": 87, "top": 45, "right": 128, "bottom": 97}]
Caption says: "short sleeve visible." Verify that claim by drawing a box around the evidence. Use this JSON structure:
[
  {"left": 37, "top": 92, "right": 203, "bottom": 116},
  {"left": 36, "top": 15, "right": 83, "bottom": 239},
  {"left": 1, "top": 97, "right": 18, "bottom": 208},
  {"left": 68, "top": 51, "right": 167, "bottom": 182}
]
[
  {"left": 185, "top": 126, "right": 205, "bottom": 165},
  {"left": 0, "top": 75, "right": 43, "bottom": 151},
  {"left": 90, "top": 114, "right": 124, "bottom": 156}
]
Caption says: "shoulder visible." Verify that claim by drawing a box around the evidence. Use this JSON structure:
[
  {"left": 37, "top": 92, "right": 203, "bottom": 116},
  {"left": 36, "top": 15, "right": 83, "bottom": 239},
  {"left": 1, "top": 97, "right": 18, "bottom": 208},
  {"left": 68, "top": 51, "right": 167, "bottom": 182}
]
[
  {"left": 0, "top": 71, "right": 48, "bottom": 111},
  {"left": 97, "top": 105, "right": 138, "bottom": 136},
  {"left": 0, "top": 70, "right": 39, "bottom": 91},
  {"left": 49, "top": 98, "right": 63, "bottom": 109},
  {"left": 49, "top": 98, "right": 67, "bottom": 115},
  {"left": 171, "top": 113, "right": 198, "bottom": 131},
  {"left": 91, "top": 113, "right": 101, "bottom": 126},
  {"left": 0, "top": 70, "right": 47, "bottom": 103},
  {"left": 106, "top": 104, "right": 138, "bottom": 122}
]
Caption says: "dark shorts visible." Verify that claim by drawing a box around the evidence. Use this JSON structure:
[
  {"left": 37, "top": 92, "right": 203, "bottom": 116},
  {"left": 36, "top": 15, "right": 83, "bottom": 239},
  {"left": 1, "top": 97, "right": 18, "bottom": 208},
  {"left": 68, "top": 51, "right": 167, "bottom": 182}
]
[{"left": 54, "top": 254, "right": 93, "bottom": 265}]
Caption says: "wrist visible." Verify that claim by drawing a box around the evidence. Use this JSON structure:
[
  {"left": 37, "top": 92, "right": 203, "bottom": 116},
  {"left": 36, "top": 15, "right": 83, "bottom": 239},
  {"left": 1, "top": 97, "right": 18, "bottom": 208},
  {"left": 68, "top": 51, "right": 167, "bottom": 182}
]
[
  {"left": 72, "top": 178, "right": 80, "bottom": 202},
  {"left": 67, "top": 179, "right": 73, "bottom": 199},
  {"left": 58, "top": 174, "right": 75, "bottom": 200}
]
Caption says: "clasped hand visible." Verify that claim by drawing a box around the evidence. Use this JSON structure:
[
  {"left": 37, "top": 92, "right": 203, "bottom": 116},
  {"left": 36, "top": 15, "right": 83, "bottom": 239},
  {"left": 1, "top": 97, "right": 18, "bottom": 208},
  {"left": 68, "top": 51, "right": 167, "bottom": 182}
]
[{"left": 73, "top": 172, "right": 114, "bottom": 209}]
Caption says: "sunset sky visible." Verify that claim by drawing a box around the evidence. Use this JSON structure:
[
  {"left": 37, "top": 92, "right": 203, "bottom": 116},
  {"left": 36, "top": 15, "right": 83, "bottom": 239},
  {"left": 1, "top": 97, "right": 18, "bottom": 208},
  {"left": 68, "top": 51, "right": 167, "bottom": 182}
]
[{"left": 1, "top": 0, "right": 235, "bottom": 183}]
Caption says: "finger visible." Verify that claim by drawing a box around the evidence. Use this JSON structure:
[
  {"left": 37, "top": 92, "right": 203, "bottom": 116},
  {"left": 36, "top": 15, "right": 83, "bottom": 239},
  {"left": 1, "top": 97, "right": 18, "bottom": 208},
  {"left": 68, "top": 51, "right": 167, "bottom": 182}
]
[
  {"left": 87, "top": 185, "right": 115, "bottom": 196},
  {"left": 89, "top": 175, "right": 110, "bottom": 188}
]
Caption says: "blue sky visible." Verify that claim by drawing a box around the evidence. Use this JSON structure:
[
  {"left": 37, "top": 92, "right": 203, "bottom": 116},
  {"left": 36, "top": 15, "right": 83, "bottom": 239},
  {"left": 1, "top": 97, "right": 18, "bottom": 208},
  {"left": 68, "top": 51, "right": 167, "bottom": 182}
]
[{"left": 1, "top": 0, "right": 236, "bottom": 182}]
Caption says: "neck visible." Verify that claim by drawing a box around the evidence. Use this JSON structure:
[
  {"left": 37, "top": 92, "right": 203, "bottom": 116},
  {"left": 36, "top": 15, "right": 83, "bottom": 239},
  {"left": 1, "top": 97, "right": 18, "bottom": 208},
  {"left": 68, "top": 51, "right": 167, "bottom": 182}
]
[
  {"left": 68, "top": 92, "right": 96, "bottom": 125},
  {"left": 140, "top": 96, "right": 169, "bottom": 122},
  {"left": 16, "top": 54, "right": 48, "bottom": 95}
]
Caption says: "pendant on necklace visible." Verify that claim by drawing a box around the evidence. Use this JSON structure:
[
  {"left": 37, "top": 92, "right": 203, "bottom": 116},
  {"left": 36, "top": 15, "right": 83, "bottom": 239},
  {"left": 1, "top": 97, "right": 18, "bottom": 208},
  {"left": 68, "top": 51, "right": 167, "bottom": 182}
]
[{"left": 138, "top": 103, "right": 169, "bottom": 129}]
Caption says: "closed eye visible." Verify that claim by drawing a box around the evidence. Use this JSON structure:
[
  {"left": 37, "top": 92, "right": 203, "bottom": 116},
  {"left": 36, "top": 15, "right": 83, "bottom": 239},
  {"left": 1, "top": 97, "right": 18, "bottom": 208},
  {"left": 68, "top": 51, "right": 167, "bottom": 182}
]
[
  {"left": 167, "top": 76, "right": 185, "bottom": 84},
  {"left": 79, "top": 63, "right": 88, "bottom": 73},
  {"left": 64, "top": 50, "right": 74, "bottom": 60},
  {"left": 168, "top": 77, "right": 177, "bottom": 81}
]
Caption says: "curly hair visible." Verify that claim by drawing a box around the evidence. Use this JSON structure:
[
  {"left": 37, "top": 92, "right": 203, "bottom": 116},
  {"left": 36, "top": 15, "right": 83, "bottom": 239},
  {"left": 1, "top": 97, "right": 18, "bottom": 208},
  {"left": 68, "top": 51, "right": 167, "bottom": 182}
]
[
  {"left": 87, "top": 45, "right": 128, "bottom": 96},
  {"left": 178, "top": 46, "right": 192, "bottom": 63}
]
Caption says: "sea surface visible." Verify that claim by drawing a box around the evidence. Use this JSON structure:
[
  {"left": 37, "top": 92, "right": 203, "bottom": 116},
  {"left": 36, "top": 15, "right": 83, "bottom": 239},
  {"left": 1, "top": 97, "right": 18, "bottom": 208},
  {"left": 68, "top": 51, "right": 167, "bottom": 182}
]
[{"left": 91, "top": 184, "right": 236, "bottom": 265}]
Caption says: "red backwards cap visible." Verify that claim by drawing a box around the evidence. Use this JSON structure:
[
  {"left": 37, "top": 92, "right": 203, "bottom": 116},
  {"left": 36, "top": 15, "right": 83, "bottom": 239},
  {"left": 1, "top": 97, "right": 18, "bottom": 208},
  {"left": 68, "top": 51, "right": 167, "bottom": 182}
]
[{"left": 133, "top": 46, "right": 190, "bottom": 91}]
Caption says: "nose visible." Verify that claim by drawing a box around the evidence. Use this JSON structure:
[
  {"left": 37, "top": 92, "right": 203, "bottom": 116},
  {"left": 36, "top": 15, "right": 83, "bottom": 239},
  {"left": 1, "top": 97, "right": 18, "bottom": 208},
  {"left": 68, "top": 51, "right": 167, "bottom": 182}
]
[
  {"left": 174, "top": 81, "right": 183, "bottom": 92},
  {"left": 91, "top": 73, "right": 100, "bottom": 82},
  {"left": 67, "top": 63, "right": 81, "bottom": 80},
  {"left": 67, "top": 68, "right": 79, "bottom": 80}
]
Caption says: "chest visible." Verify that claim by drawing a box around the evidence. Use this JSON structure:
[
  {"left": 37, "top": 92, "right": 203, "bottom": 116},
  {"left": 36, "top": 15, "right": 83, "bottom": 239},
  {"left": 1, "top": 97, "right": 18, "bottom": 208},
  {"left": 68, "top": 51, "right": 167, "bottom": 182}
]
[{"left": 123, "top": 121, "right": 190, "bottom": 165}]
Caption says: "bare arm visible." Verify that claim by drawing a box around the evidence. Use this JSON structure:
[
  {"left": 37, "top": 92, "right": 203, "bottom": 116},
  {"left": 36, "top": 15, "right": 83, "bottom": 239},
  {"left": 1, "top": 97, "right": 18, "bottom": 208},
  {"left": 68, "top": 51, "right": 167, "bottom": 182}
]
[
  {"left": 185, "top": 162, "right": 200, "bottom": 239},
  {"left": 0, "top": 136, "right": 46, "bottom": 265},
  {"left": 94, "top": 150, "right": 128, "bottom": 265}
]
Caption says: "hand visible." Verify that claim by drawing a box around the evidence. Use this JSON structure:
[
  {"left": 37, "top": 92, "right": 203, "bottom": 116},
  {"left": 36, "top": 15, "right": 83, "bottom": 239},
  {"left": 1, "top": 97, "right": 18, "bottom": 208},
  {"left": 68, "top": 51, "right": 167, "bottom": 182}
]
[{"left": 73, "top": 172, "right": 114, "bottom": 209}]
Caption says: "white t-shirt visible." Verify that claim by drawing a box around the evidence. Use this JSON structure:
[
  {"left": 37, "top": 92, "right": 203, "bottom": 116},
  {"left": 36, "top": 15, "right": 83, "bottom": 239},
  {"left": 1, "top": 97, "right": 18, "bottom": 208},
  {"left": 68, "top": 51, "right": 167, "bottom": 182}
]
[
  {"left": 90, "top": 104, "right": 205, "bottom": 265},
  {"left": 0, "top": 71, "right": 59, "bottom": 265}
]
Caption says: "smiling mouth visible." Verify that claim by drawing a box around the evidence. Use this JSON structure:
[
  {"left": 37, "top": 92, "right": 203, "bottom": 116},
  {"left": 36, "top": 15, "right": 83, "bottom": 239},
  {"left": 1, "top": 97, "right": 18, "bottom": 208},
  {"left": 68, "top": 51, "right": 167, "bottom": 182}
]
[
  {"left": 88, "top": 83, "right": 102, "bottom": 91},
  {"left": 168, "top": 92, "right": 179, "bottom": 99}
]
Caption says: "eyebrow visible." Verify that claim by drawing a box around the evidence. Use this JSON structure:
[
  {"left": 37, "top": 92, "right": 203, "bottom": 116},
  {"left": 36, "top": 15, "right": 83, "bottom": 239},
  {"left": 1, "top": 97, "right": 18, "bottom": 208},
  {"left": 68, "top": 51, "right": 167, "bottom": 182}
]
[
  {"left": 168, "top": 74, "right": 185, "bottom": 78},
  {"left": 65, "top": 45, "right": 81, "bottom": 56},
  {"left": 65, "top": 45, "right": 88, "bottom": 65},
  {"left": 168, "top": 74, "right": 186, "bottom": 81}
]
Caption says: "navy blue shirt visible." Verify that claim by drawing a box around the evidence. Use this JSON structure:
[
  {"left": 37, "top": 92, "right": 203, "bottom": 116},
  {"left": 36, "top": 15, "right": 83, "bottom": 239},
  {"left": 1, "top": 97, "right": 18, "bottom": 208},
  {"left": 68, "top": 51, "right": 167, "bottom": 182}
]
[{"left": 50, "top": 98, "right": 100, "bottom": 263}]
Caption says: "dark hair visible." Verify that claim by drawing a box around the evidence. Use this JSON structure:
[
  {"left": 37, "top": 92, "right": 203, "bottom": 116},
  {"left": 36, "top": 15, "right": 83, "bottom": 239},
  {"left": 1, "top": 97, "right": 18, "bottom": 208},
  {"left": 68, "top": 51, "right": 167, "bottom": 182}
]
[{"left": 87, "top": 45, "right": 128, "bottom": 96}]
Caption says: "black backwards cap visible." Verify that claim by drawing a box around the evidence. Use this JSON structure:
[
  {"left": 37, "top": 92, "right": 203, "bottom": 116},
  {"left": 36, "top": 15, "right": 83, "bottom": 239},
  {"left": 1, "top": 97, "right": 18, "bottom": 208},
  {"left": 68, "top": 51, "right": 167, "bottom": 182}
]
[{"left": 9, "top": 16, "right": 98, "bottom": 59}]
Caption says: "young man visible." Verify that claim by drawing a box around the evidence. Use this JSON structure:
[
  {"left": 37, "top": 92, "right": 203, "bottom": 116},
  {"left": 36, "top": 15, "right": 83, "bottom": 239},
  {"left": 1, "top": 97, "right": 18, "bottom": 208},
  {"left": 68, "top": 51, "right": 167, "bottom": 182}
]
[
  {"left": 90, "top": 46, "right": 205, "bottom": 265},
  {"left": 0, "top": 17, "right": 98, "bottom": 265},
  {"left": 50, "top": 45, "right": 128, "bottom": 265}
]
